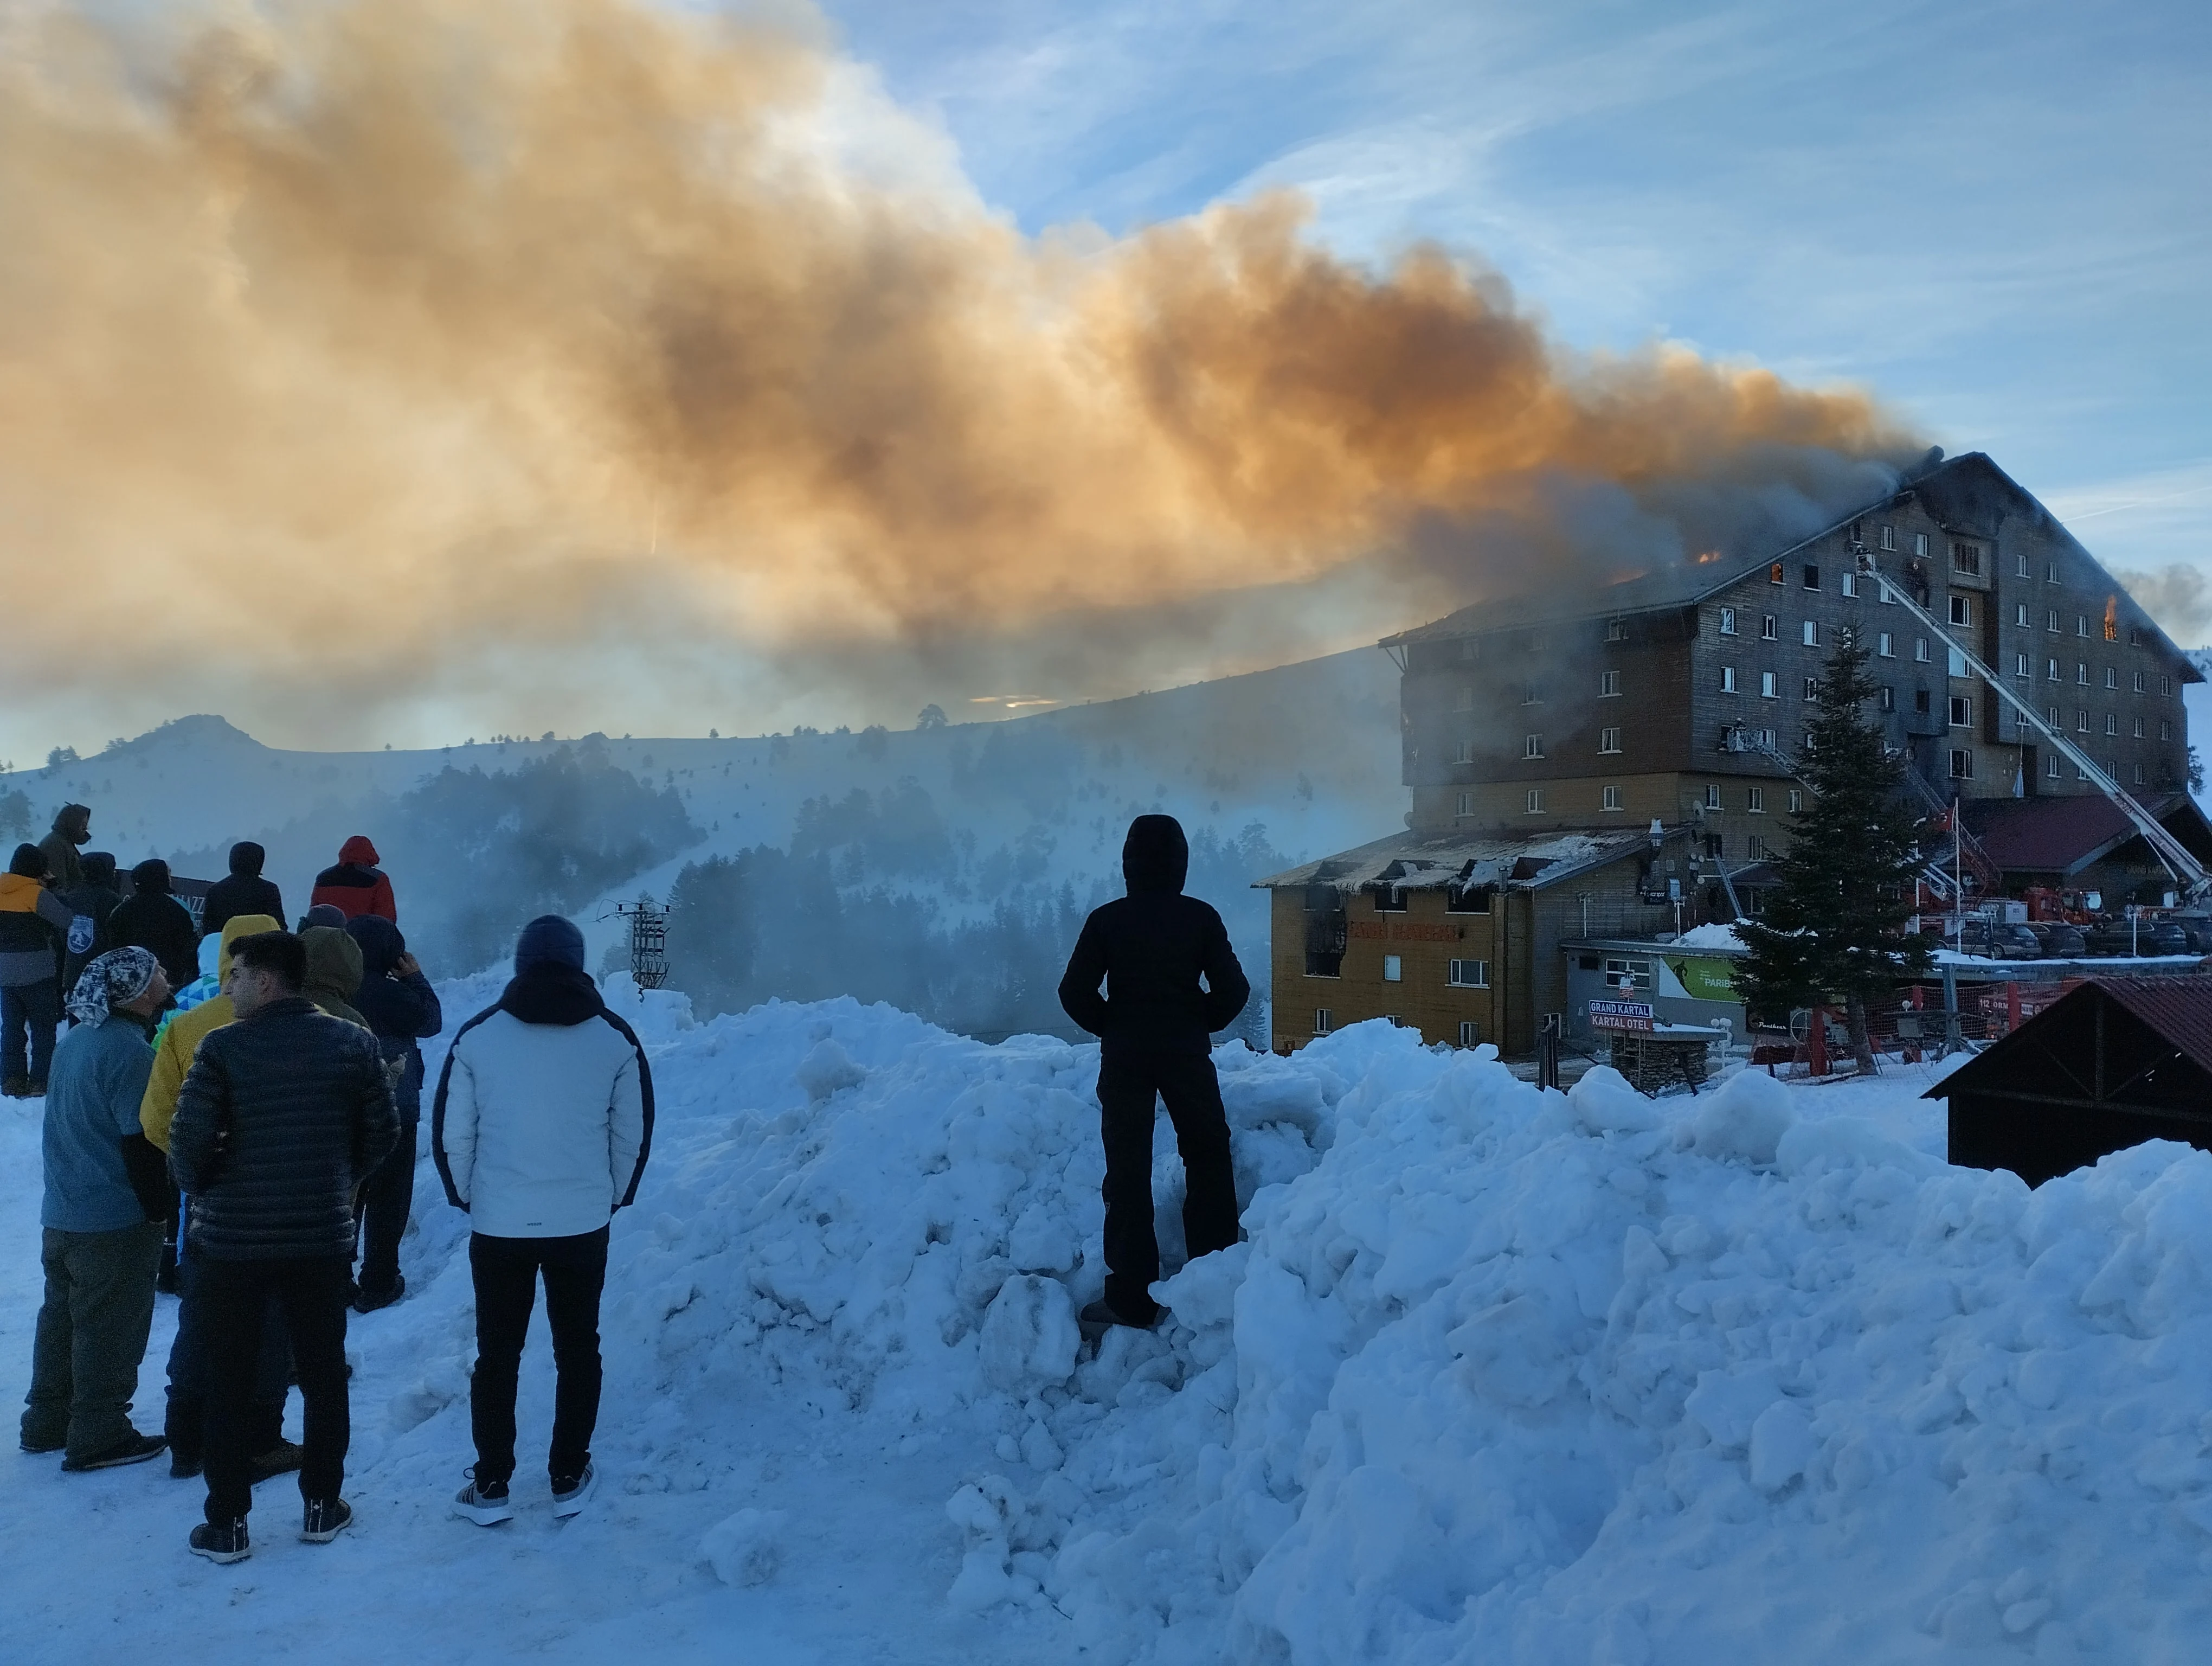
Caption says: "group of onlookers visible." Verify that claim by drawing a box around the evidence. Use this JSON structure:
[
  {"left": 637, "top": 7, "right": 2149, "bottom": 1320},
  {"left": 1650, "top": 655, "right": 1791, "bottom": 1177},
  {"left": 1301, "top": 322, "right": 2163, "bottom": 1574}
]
[{"left": 12, "top": 815, "right": 654, "bottom": 1563}]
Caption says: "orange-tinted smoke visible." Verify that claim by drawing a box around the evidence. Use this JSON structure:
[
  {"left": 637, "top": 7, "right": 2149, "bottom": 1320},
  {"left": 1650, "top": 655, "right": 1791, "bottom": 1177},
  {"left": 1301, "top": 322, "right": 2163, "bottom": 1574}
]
[{"left": 0, "top": 0, "right": 1912, "bottom": 732}]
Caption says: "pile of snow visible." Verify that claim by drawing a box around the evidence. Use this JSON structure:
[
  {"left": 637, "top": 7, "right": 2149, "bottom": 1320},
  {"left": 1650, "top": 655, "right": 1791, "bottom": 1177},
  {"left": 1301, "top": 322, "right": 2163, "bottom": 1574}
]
[{"left": 1671, "top": 922, "right": 1745, "bottom": 951}]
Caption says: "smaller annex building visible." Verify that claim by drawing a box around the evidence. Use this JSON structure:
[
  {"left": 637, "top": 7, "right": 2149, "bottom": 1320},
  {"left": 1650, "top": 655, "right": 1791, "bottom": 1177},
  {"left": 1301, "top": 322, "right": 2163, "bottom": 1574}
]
[
  {"left": 1927, "top": 976, "right": 2212, "bottom": 1186},
  {"left": 1256, "top": 822, "right": 1702, "bottom": 1056}
]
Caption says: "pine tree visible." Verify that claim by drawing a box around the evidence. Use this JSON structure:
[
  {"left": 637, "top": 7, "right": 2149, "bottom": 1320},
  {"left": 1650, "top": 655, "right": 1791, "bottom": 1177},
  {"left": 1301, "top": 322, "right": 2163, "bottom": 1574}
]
[{"left": 1737, "top": 632, "right": 1932, "bottom": 1072}]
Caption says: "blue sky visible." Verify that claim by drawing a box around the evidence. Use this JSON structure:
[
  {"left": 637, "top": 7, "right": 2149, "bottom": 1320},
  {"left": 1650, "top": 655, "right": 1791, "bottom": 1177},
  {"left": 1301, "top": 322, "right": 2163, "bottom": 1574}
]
[{"left": 821, "top": 0, "right": 2212, "bottom": 621}]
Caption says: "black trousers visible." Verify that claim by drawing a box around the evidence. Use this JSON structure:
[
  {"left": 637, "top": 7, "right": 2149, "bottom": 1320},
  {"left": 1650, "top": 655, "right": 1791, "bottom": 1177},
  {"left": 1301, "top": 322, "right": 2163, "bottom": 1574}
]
[
  {"left": 198, "top": 1256, "right": 351, "bottom": 1523},
  {"left": 354, "top": 1120, "right": 417, "bottom": 1297},
  {"left": 166, "top": 1211, "right": 292, "bottom": 1463},
  {"left": 1097, "top": 1049, "right": 1238, "bottom": 1322},
  {"left": 1, "top": 977, "right": 60, "bottom": 1084},
  {"left": 469, "top": 1227, "right": 609, "bottom": 1486}
]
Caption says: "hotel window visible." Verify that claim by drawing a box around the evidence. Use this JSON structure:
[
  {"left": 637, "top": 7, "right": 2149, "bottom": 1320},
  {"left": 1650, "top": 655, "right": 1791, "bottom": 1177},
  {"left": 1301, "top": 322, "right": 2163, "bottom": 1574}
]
[
  {"left": 1881, "top": 524, "right": 1896, "bottom": 552},
  {"left": 2076, "top": 663, "right": 2089, "bottom": 685},
  {"left": 1949, "top": 695, "right": 1973, "bottom": 727},
  {"left": 2132, "top": 716, "right": 2144, "bottom": 738},
  {"left": 1788, "top": 789, "right": 1804, "bottom": 813},
  {"left": 2162, "top": 676, "right": 2174, "bottom": 695},
  {"left": 1599, "top": 670, "right": 1622, "bottom": 696},
  {"left": 1760, "top": 671, "right": 1777, "bottom": 698},
  {"left": 2046, "top": 659, "right": 2060, "bottom": 682},
  {"left": 1770, "top": 563, "right": 1785, "bottom": 585},
  {"left": 2104, "top": 667, "right": 2118, "bottom": 689},
  {"left": 1719, "top": 606, "right": 1738, "bottom": 635},
  {"left": 1803, "top": 564, "right": 1821, "bottom": 589},
  {"left": 2015, "top": 653, "right": 2030, "bottom": 677},
  {"left": 2047, "top": 754, "right": 2063, "bottom": 778},
  {"left": 1914, "top": 688, "right": 1932, "bottom": 715},
  {"left": 1458, "top": 1021, "right": 1481, "bottom": 1047},
  {"left": 1949, "top": 646, "right": 1967, "bottom": 677},
  {"left": 1382, "top": 955, "right": 1402, "bottom": 983},
  {"left": 1606, "top": 618, "right": 1627, "bottom": 642},
  {"left": 1915, "top": 534, "right": 1930, "bottom": 558},
  {"left": 1452, "top": 738, "right": 1475, "bottom": 765},
  {"left": 1599, "top": 727, "right": 1622, "bottom": 754},
  {"left": 1449, "top": 960, "right": 1490, "bottom": 989},
  {"left": 1721, "top": 665, "right": 1738, "bottom": 693},
  {"left": 1802, "top": 620, "right": 1819, "bottom": 647},
  {"left": 1746, "top": 835, "right": 1772, "bottom": 861},
  {"left": 1704, "top": 784, "right": 1722, "bottom": 810},
  {"left": 1603, "top": 957, "right": 1654, "bottom": 991},
  {"left": 2047, "top": 706, "right": 2061, "bottom": 729},
  {"left": 2045, "top": 562, "right": 2059, "bottom": 582},
  {"left": 2134, "top": 764, "right": 2145, "bottom": 785},
  {"left": 1761, "top": 614, "right": 1779, "bottom": 640},
  {"left": 2046, "top": 610, "right": 2060, "bottom": 632},
  {"left": 2133, "top": 670, "right": 2146, "bottom": 693},
  {"left": 1841, "top": 571, "right": 1859, "bottom": 598},
  {"left": 1455, "top": 792, "right": 1475, "bottom": 817},
  {"left": 2076, "top": 616, "right": 2089, "bottom": 637},
  {"left": 1878, "top": 685, "right": 1895, "bottom": 711},
  {"left": 1314, "top": 1009, "right": 1333, "bottom": 1035},
  {"left": 1877, "top": 632, "right": 1895, "bottom": 657},
  {"left": 1457, "top": 638, "right": 1477, "bottom": 661},
  {"left": 2015, "top": 553, "right": 2029, "bottom": 578},
  {"left": 1804, "top": 677, "right": 1820, "bottom": 701},
  {"left": 1754, "top": 728, "right": 1776, "bottom": 748},
  {"left": 1950, "top": 748, "right": 1974, "bottom": 779},
  {"left": 1521, "top": 683, "right": 1542, "bottom": 704},
  {"left": 1524, "top": 789, "right": 1545, "bottom": 813},
  {"left": 2160, "top": 719, "right": 2174, "bottom": 741},
  {"left": 1602, "top": 785, "right": 1623, "bottom": 811},
  {"left": 1951, "top": 541, "right": 1982, "bottom": 575},
  {"left": 2075, "top": 709, "right": 2090, "bottom": 732},
  {"left": 1949, "top": 595, "right": 1971, "bottom": 627},
  {"left": 2104, "top": 714, "right": 2118, "bottom": 736},
  {"left": 1914, "top": 638, "right": 1930, "bottom": 663},
  {"left": 1747, "top": 787, "right": 1766, "bottom": 812},
  {"left": 2015, "top": 604, "right": 2029, "bottom": 627},
  {"left": 1524, "top": 734, "right": 1544, "bottom": 758},
  {"left": 1455, "top": 685, "right": 1475, "bottom": 710}
]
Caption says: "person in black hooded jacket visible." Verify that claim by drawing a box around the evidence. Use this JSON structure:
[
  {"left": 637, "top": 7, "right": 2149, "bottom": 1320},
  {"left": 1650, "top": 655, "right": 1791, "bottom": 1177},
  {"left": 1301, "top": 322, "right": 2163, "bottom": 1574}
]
[
  {"left": 344, "top": 915, "right": 441, "bottom": 1310},
  {"left": 1058, "top": 814, "right": 1250, "bottom": 1330},
  {"left": 201, "top": 843, "right": 285, "bottom": 943},
  {"left": 106, "top": 861, "right": 200, "bottom": 992},
  {"left": 60, "top": 853, "right": 124, "bottom": 995}
]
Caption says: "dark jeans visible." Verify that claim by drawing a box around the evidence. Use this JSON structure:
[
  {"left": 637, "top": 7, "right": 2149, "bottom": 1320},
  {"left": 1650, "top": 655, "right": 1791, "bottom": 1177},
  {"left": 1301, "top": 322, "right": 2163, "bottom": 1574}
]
[
  {"left": 1, "top": 978, "right": 61, "bottom": 1085},
  {"left": 197, "top": 1255, "right": 351, "bottom": 1523},
  {"left": 1097, "top": 1048, "right": 1239, "bottom": 1322},
  {"left": 354, "top": 1120, "right": 417, "bottom": 1297},
  {"left": 166, "top": 1212, "right": 292, "bottom": 1462},
  {"left": 22, "top": 1222, "right": 162, "bottom": 1458},
  {"left": 470, "top": 1227, "right": 609, "bottom": 1487}
]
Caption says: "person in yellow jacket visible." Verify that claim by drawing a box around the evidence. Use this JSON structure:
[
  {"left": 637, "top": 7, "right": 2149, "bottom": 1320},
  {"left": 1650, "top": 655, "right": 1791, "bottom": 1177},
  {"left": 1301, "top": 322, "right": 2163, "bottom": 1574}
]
[{"left": 139, "top": 914, "right": 298, "bottom": 1479}]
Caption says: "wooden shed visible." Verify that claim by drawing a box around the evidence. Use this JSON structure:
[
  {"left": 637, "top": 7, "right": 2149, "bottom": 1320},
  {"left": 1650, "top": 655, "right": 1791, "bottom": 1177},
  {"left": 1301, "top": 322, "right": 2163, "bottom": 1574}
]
[{"left": 1927, "top": 976, "right": 2212, "bottom": 1186}]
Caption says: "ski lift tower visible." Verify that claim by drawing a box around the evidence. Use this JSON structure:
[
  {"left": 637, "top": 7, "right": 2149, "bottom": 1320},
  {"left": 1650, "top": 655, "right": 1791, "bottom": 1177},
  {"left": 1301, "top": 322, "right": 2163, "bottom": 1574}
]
[{"left": 613, "top": 895, "right": 670, "bottom": 990}]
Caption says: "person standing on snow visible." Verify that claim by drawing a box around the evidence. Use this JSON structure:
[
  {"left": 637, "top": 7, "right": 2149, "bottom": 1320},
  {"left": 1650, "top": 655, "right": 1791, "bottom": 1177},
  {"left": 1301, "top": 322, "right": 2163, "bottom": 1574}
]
[
  {"left": 2, "top": 844, "right": 77, "bottom": 1098},
  {"left": 37, "top": 804, "right": 91, "bottom": 895},
  {"left": 309, "top": 836, "right": 396, "bottom": 924},
  {"left": 20, "top": 948, "right": 173, "bottom": 1471},
  {"left": 345, "top": 916, "right": 442, "bottom": 1312},
  {"left": 60, "top": 852, "right": 125, "bottom": 997},
  {"left": 434, "top": 916, "right": 651, "bottom": 1527},
  {"left": 169, "top": 930, "right": 397, "bottom": 1564},
  {"left": 300, "top": 926, "right": 368, "bottom": 1029},
  {"left": 106, "top": 860, "right": 200, "bottom": 992},
  {"left": 1057, "top": 814, "right": 1250, "bottom": 1331},
  {"left": 201, "top": 843, "right": 285, "bottom": 942}
]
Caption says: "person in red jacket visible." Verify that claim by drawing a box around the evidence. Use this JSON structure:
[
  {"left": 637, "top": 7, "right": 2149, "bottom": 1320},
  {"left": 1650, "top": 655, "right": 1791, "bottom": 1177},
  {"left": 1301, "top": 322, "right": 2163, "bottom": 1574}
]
[{"left": 308, "top": 838, "right": 396, "bottom": 925}]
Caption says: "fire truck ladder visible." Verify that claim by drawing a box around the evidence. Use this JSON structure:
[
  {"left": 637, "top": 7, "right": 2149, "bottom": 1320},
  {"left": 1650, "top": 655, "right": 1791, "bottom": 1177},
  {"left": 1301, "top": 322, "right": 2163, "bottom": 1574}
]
[{"left": 1853, "top": 549, "right": 2211, "bottom": 902}]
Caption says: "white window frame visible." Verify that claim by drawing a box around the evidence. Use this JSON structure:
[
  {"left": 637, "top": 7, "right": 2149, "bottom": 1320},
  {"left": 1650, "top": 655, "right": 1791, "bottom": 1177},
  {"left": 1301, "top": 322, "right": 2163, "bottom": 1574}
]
[
  {"left": 1524, "top": 789, "right": 1545, "bottom": 813},
  {"left": 1523, "top": 733, "right": 1544, "bottom": 759},
  {"left": 1599, "top": 670, "right": 1622, "bottom": 697},
  {"left": 1449, "top": 959, "right": 1490, "bottom": 989},
  {"left": 1602, "top": 785, "right": 1623, "bottom": 811},
  {"left": 1314, "top": 1008, "right": 1333, "bottom": 1035},
  {"left": 1599, "top": 727, "right": 1622, "bottom": 754},
  {"left": 1802, "top": 620, "right": 1820, "bottom": 647},
  {"left": 1721, "top": 665, "right": 1738, "bottom": 693},
  {"left": 1719, "top": 606, "right": 1738, "bottom": 636},
  {"left": 1877, "top": 632, "right": 1894, "bottom": 658},
  {"left": 1759, "top": 671, "right": 1777, "bottom": 699},
  {"left": 1747, "top": 787, "right": 1765, "bottom": 813},
  {"left": 1382, "top": 954, "right": 1402, "bottom": 983}
]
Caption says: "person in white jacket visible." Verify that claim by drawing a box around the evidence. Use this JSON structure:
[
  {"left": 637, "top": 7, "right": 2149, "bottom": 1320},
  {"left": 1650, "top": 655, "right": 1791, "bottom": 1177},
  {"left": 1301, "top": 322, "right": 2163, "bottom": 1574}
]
[{"left": 432, "top": 915, "right": 651, "bottom": 1525}]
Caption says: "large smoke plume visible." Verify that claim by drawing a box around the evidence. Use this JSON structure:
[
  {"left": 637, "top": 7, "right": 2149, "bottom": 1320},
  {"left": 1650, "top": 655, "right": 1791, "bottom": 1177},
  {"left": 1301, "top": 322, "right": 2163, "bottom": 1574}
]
[{"left": 0, "top": 0, "right": 1917, "bottom": 750}]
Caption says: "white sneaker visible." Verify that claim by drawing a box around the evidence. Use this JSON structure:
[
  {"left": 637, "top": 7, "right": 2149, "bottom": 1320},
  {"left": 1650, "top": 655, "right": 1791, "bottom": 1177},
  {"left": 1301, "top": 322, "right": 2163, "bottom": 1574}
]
[
  {"left": 550, "top": 1463, "right": 597, "bottom": 1519},
  {"left": 454, "top": 1470, "right": 513, "bottom": 1527}
]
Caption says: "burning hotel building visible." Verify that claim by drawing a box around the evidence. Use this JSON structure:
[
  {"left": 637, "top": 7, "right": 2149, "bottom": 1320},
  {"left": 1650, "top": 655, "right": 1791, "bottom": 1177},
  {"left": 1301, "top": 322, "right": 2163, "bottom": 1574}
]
[{"left": 1259, "top": 452, "right": 2208, "bottom": 1058}]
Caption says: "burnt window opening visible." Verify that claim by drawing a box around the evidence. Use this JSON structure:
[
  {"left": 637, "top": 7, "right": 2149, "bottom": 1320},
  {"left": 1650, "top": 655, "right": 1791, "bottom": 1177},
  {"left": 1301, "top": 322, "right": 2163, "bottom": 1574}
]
[
  {"left": 1367, "top": 884, "right": 1409, "bottom": 914},
  {"left": 1914, "top": 688, "right": 1932, "bottom": 715},
  {"left": 1302, "top": 887, "right": 1347, "bottom": 978},
  {"left": 1803, "top": 563, "right": 1821, "bottom": 589},
  {"left": 1447, "top": 883, "right": 1494, "bottom": 915}
]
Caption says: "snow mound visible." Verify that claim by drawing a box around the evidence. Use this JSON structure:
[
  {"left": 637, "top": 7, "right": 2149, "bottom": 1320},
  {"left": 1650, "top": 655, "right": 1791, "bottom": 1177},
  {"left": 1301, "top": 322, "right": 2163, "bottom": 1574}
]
[
  {"left": 366, "top": 984, "right": 2212, "bottom": 1661},
  {"left": 1671, "top": 922, "right": 1745, "bottom": 950}
]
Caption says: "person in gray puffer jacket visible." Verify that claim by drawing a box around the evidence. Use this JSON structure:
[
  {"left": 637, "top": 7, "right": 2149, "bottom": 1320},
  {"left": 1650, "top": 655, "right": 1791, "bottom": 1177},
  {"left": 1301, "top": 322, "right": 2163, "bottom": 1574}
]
[{"left": 168, "top": 930, "right": 397, "bottom": 1562}]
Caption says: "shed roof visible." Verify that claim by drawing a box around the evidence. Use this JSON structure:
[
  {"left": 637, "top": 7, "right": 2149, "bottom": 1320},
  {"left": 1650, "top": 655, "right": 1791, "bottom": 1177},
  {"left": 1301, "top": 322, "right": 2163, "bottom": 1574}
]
[
  {"left": 1959, "top": 793, "right": 2212, "bottom": 878},
  {"left": 1255, "top": 823, "right": 1683, "bottom": 894},
  {"left": 1924, "top": 975, "right": 2212, "bottom": 1099}
]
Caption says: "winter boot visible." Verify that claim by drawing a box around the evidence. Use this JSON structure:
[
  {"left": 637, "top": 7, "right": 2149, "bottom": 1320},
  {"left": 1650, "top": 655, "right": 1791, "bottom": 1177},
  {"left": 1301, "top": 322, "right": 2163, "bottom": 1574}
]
[
  {"left": 1080, "top": 1298, "right": 1166, "bottom": 1334},
  {"left": 351, "top": 1275, "right": 406, "bottom": 1314},
  {"left": 189, "top": 1518, "right": 250, "bottom": 1564},
  {"left": 550, "top": 1463, "right": 597, "bottom": 1519},
  {"left": 249, "top": 1440, "right": 305, "bottom": 1484},
  {"left": 454, "top": 1470, "right": 513, "bottom": 1527},
  {"left": 301, "top": 1497, "right": 353, "bottom": 1543},
  {"left": 61, "top": 1432, "right": 168, "bottom": 1472}
]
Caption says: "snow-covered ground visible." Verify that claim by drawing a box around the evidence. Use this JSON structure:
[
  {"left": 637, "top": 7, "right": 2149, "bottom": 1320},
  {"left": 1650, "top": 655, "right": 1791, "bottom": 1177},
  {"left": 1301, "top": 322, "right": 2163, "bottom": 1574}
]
[{"left": 5, "top": 986, "right": 2212, "bottom": 1662}]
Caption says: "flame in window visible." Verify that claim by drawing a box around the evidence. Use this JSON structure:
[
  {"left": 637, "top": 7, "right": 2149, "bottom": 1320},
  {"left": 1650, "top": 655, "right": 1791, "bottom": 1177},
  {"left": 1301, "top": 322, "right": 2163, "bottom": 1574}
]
[{"left": 2104, "top": 596, "right": 2118, "bottom": 642}]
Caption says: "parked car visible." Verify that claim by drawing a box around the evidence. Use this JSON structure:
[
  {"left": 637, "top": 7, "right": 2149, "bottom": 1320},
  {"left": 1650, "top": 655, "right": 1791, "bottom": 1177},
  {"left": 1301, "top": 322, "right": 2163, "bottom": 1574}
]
[
  {"left": 1959, "top": 922, "right": 2042, "bottom": 960},
  {"left": 2142, "top": 920, "right": 2193, "bottom": 957},
  {"left": 2025, "top": 921, "right": 2086, "bottom": 958},
  {"left": 2170, "top": 916, "right": 2212, "bottom": 954},
  {"left": 2084, "top": 918, "right": 2192, "bottom": 957}
]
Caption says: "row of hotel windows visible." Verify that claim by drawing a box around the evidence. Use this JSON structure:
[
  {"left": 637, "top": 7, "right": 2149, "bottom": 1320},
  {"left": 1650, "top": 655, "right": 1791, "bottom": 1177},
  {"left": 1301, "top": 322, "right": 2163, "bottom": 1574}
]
[
  {"left": 1308, "top": 953, "right": 1492, "bottom": 998},
  {"left": 1941, "top": 748, "right": 2157, "bottom": 786}
]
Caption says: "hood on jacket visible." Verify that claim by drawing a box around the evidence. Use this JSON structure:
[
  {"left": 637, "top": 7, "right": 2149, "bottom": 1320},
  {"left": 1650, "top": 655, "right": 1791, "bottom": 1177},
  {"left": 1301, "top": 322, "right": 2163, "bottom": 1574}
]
[
  {"left": 1121, "top": 814, "right": 1189, "bottom": 896},
  {"left": 0, "top": 873, "right": 46, "bottom": 911},
  {"left": 302, "top": 925, "right": 364, "bottom": 1002},
  {"left": 196, "top": 933, "right": 223, "bottom": 978},
  {"left": 216, "top": 912, "right": 283, "bottom": 982},
  {"left": 81, "top": 853, "right": 117, "bottom": 888},
  {"left": 8, "top": 843, "right": 45, "bottom": 879},
  {"left": 52, "top": 804, "right": 91, "bottom": 844},
  {"left": 498, "top": 961, "right": 605, "bottom": 1026},
  {"left": 228, "top": 841, "right": 267, "bottom": 878},
  {"left": 345, "top": 914, "right": 406, "bottom": 979},
  {"left": 130, "top": 858, "right": 171, "bottom": 895},
  {"left": 303, "top": 904, "right": 347, "bottom": 929},
  {"left": 515, "top": 914, "right": 584, "bottom": 973},
  {"left": 338, "top": 835, "right": 381, "bottom": 868}
]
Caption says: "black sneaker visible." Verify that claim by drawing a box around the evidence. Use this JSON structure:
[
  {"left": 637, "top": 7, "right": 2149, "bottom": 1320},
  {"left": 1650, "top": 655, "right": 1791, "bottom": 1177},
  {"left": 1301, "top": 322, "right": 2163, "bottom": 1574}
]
[
  {"left": 454, "top": 1469, "right": 513, "bottom": 1527},
  {"left": 61, "top": 1432, "right": 168, "bottom": 1472},
  {"left": 170, "top": 1451, "right": 203, "bottom": 1480},
  {"left": 249, "top": 1440, "right": 304, "bottom": 1483},
  {"left": 0, "top": 1077, "right": 29, "bottom": 1100},
  {"left": 550, "top": 1463, "right": 596, "bottom": 1519},
  {"left": 301, "top": 1497, "right": 352, "bottom": 1543},
  {"left": 189, "top": 1518, "right": 250, "bottom": 1564},
  {"left": 20, "top": 1433, "right": 65, "bottom": 1456},
  {"left": 351, "top": 1276, "right": 406, "bottom": 1313}
]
